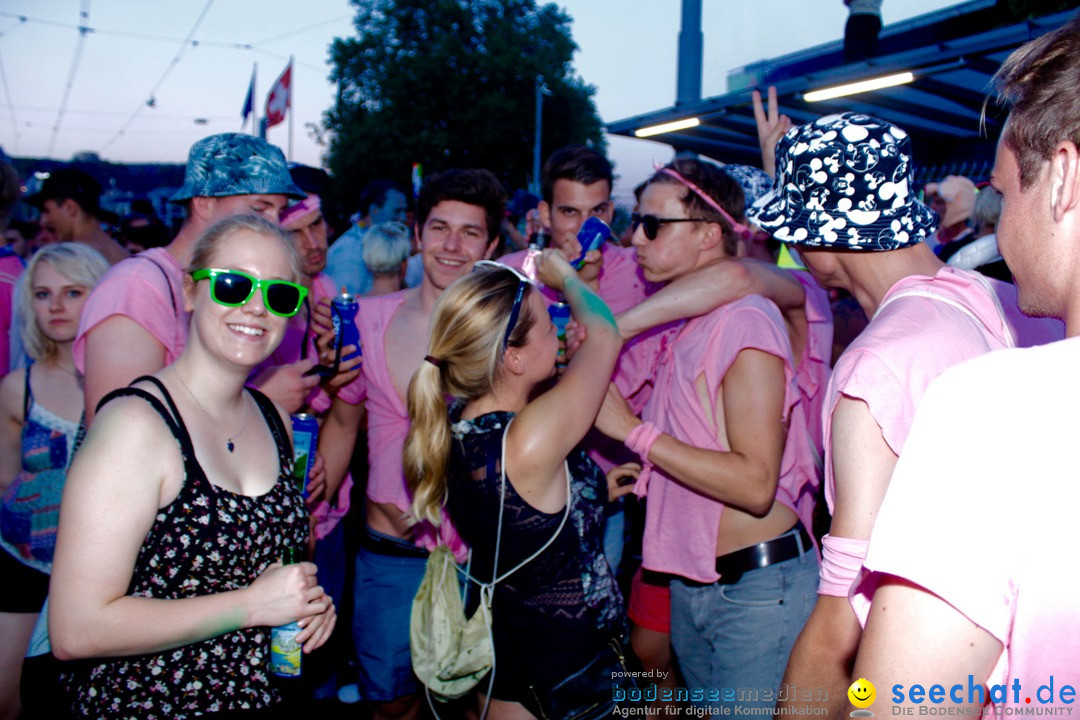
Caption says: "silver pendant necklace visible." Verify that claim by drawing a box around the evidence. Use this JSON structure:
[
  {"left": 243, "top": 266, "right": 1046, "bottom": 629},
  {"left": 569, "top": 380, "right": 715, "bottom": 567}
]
[{"left": 173, "top": 369, "right": 249, "bottom": 453}]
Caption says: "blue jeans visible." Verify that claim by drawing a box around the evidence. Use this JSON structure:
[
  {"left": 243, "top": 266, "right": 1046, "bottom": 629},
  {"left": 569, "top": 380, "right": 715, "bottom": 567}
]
[
  {"left": 353, "top": 528, "right": 428, "bottom": 702},
  {"left": 669, "top": 537, "right": 818, "bottom": 711}
]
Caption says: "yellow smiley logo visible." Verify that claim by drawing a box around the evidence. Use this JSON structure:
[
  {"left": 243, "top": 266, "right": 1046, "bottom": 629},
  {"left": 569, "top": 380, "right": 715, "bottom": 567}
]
[{"left": 848, "top": 678, "right": 876, "bottom": 709}]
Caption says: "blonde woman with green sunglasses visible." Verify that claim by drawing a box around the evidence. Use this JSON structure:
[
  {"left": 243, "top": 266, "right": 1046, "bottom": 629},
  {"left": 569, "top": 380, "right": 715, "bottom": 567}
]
[{"left": 50, "top": 215, "right": 335, "bottom": 719}]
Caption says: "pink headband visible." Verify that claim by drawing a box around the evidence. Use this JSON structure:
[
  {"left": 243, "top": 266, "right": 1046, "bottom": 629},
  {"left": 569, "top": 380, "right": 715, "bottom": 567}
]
[
  {"left": 279, "top": 194, "right": 321, "bottom": 226},
  {"left": 656, "top": 165, "right": 751, "bottom": 239}
]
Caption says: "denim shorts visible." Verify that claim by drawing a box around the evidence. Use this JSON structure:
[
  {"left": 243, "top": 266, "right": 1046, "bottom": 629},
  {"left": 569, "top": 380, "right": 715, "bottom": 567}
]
[
  {"left": 669, "top": 540, "right": 819, "bottom": 711},
  {"left": 353, "top": 527, "right": 429, "bottom": 702}
]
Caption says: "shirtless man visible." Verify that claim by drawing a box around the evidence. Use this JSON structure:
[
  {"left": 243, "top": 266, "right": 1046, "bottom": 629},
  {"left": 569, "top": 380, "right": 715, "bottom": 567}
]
[
  {"left": 27, "top": 168, "right": 129, "bottom": 265},
  {"left": 318, "top": 169, "right": 504, "bottom": 720}
]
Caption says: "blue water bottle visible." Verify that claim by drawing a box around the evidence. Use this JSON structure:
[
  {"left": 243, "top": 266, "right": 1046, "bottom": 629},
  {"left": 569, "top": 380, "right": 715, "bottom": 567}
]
[{"left": 331, "top": 289, "right": 361, "bottom": 363}]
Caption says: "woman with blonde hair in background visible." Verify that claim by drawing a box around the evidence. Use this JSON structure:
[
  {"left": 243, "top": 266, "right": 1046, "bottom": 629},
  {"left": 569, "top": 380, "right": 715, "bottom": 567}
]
[
  {"left": 0, "top": 243, "right": 108, "bottom": 719},
  {"left": 404, "top": 251, "right": 633, "bottom": 719}
]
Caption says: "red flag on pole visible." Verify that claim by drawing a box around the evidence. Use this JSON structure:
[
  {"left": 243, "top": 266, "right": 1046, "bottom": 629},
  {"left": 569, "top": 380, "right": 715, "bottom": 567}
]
[{"left": 265, "top": 61, "right": 292, "bottom": 129}]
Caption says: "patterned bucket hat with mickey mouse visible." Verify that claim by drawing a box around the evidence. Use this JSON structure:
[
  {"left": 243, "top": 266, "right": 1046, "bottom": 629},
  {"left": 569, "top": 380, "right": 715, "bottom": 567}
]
[{"left": 748, "top": 112, "right": 938, "bottom": 251}]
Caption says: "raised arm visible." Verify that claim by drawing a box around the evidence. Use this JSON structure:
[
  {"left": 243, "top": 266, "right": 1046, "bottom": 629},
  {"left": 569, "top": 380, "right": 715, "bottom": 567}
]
[
  {"left": 752, "top": 86, "right": 791, "bottom": 179},
  {"left": 617, "top": 258, "right": 806, "bottom": 341},
  {"left": 50, "top": 397, "right": 329, "bottom": 660},
  {"left": 779, "top": 397, "right": 897, "bottom": 716},
  {"left": 510, "top": 250, "right": 621, "bottom": 481}
]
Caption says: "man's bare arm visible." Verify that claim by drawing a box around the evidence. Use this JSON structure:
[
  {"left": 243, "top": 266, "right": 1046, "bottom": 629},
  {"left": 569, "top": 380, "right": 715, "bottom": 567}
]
[
  {"left": 853, "top": 578, "right": 1001, "bottom": 710},
  {"left": 779, "top": 397, "right": 897, "bottom": 714},
  {"left": 83, "top": 316, "right": 167, "bottom": 424},
  {"left": 617, "top": 258, "right": 805, "bottom": 341}
]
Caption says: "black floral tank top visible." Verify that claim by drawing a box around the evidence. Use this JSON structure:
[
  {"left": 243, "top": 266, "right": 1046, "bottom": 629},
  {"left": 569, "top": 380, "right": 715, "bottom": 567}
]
[{"left": 62, "top": 376, "right": 308, "bottom": 719}]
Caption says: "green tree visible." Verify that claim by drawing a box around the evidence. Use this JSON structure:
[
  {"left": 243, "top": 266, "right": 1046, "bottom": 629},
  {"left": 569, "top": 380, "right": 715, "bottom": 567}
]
[{"left": 324, "top": 0, "right": 605, "bottom": 211}]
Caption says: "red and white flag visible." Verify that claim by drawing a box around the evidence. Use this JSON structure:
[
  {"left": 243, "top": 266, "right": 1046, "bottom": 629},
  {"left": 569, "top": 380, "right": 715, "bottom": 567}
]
[{"left": 265, "top": 60, "right": 292, "bottom": 128}]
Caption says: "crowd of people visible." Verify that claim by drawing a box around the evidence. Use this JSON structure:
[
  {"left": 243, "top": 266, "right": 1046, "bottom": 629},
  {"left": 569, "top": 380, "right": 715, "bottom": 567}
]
[{"left": 1, "top": 11, "right": 1079, "bottom": 720}]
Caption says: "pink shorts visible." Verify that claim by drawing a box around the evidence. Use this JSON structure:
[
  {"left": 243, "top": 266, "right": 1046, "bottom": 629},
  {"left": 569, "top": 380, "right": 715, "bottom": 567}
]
[{"left": 627, "top": 566, "right": 671, "bottom": 634}]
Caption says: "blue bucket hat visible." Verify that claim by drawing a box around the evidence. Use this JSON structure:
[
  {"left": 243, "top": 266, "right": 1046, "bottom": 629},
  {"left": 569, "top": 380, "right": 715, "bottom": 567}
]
[
  {"left": 169, "top": 133, "right": 304, "bottom": 204},
  {"left": 748, "top": 113, "right": 938, "bottom": 251}
]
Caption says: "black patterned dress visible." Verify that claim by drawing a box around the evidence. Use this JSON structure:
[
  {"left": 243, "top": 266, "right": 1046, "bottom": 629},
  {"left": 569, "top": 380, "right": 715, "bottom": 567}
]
[
  {"left": 62, "top": 377, "right": 308, "bottom": 719},
  {"left": 445, "top": 403, "right": 624, "bottom": 703}
]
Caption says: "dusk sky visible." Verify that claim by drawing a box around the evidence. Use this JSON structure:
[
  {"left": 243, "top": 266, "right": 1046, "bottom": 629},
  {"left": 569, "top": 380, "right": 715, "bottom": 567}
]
[{"left": 1, "top": 0, "right": 953, "bottom": 203}]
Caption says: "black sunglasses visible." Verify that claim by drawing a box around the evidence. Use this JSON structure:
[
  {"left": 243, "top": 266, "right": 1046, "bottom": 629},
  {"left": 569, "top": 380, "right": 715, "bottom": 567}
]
[
  {"left": 191, "top": 269, "right": 308, "bottom": 318},
  {"left": 474, "top": 260, "right": 529, "bottom": 351},
  {"left": 630, "top": 212, "right": 710, "bottom": 241}
]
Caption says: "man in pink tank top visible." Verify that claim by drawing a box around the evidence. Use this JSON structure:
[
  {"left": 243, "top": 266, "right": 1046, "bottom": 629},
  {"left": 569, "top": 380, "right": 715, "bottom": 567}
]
[
  {"left": 318, "top": 169, "right": 505, "bottom": 720},
  {"left": 748, "top": 112, "right": 1063, "bottom": 715},
  {"left": 850, "top": 16, "right": 1080, "bottom": 708}
]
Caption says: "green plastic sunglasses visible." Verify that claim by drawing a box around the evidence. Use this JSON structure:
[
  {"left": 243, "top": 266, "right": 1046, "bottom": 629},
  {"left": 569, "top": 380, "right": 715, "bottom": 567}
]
[{"left": 191, "top": 268, "right": 308, "bottom": 318}]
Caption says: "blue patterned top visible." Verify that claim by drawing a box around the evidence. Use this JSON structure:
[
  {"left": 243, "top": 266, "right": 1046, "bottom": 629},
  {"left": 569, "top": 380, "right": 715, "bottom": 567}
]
[{"left": 0, "top": 364, "right": 79, "bottom": 573}]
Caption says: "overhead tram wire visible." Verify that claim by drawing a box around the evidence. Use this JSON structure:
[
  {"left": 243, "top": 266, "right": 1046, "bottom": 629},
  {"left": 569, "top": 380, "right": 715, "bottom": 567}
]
[
  {"left": 249, "top": 15, "right": 352, "bottom": 47},
  {"left": 47, "top": 0, "right": 91, "bottom": 158},
  {"left": 98, "top": 0, "right": 216, "bottom": 155},
  {"left": 0, "top": 10, "right": 251, "bottom": 50}
]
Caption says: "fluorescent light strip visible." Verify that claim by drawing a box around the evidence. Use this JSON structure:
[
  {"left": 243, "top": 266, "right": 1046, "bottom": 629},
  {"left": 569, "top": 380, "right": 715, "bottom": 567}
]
[
  {"left": 634, "top": 117, "right": 700, "bottom": 138},
  {"left": 804, "top": 71, "right": 915, "bottom": 102}
]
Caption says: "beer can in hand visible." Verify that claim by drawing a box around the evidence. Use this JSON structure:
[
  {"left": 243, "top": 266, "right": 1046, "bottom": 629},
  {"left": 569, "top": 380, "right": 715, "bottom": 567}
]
[{"left": 290, "top": 413, "right": 319, "bottom": 497}]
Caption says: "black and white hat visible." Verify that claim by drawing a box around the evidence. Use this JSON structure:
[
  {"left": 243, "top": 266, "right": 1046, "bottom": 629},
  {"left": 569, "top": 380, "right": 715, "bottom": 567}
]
[{"left": 748, "top": 112, "right": 938, "bottom": 251}]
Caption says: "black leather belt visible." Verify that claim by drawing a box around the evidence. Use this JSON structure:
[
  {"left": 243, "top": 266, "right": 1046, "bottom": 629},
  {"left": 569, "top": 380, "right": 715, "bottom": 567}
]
[
  {"left": 714, "top": 523, "right": 813, "bottom": 585},
  {"left": 359, "top": 526, "right": 430, "bottom": 559}
]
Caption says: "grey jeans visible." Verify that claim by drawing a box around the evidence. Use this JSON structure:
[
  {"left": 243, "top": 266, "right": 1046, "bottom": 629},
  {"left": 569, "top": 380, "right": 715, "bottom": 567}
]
[{"left": 670, "top": 538, "right": 819, "bottom": 711}]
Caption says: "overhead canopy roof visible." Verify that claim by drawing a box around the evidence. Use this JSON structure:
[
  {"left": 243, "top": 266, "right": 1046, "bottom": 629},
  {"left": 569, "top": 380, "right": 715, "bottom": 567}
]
[{"left": 606, "top": 3, "right": 1075, "bottom": 185}]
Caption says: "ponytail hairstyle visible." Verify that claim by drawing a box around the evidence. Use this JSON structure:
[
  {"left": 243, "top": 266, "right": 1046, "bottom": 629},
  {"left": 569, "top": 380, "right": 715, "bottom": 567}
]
[{"left": 404, "top": 265, "right": 537, "bottom": 526}]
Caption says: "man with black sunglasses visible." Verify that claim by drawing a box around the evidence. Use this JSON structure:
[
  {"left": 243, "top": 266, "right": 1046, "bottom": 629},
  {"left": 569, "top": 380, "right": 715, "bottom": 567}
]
[
  {"left": 75, "top": 133, "right": 313, "bottom": 423},
  {"left": 317, "top": 168, "right": 505, "bottom": 720}
]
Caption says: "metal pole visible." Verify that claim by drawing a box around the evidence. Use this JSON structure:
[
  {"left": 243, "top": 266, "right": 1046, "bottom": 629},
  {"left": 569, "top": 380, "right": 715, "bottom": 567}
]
[
  {"left": 531, "top": 75, "right": 544, "bottom": 197},
  {"left": 677, "top": 0, "right": 703, "bottom": 105},
  {"left": 287, "top": 56, "right": 294, "bottom": 162}
]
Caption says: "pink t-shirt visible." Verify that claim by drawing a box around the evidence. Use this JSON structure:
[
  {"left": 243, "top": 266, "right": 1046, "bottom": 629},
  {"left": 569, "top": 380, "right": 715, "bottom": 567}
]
[
  {"left": 785, "top": 270, "right": 834, "bottom": 535},
  {"left": 74, "top": 248, "right": 187, "bottom": 373},
  {"left": 819, "top": 266, "right": 1063, "bottom": 597},
  {"left": 502, "top": 243, "right": 672, "bottom": 470},
  {"left": 641, "top": 295, "right": 798, "bottom": 583},
  {"left": 855, "top": 337, "right": 1080, "bottom": 705},
  {"left": 333, "top": 290, "right": 465, "bottom": 557},
  {"left": 259, "top": 272, "right": 336, "bottom": 374},
  {"left": 0, "top": 252, "right": 23, "bottom": 375},
  {"left": 256, "top": 272, "right": 349, "bottom": 541}
]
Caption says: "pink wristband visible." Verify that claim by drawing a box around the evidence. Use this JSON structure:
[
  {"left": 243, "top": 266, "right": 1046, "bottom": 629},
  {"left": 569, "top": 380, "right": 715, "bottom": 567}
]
[
  {"left": 818, "top": 533, "right": 870, "bottom": 597},
  {"left": 625, "top": 422, "right": 662, "bottom": 498}
]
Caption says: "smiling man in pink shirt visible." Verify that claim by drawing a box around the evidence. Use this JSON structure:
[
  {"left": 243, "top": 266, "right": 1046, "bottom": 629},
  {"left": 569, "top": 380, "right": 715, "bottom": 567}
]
[{"left": 318, "top": 169, "right": 504, "bottom": 720}]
